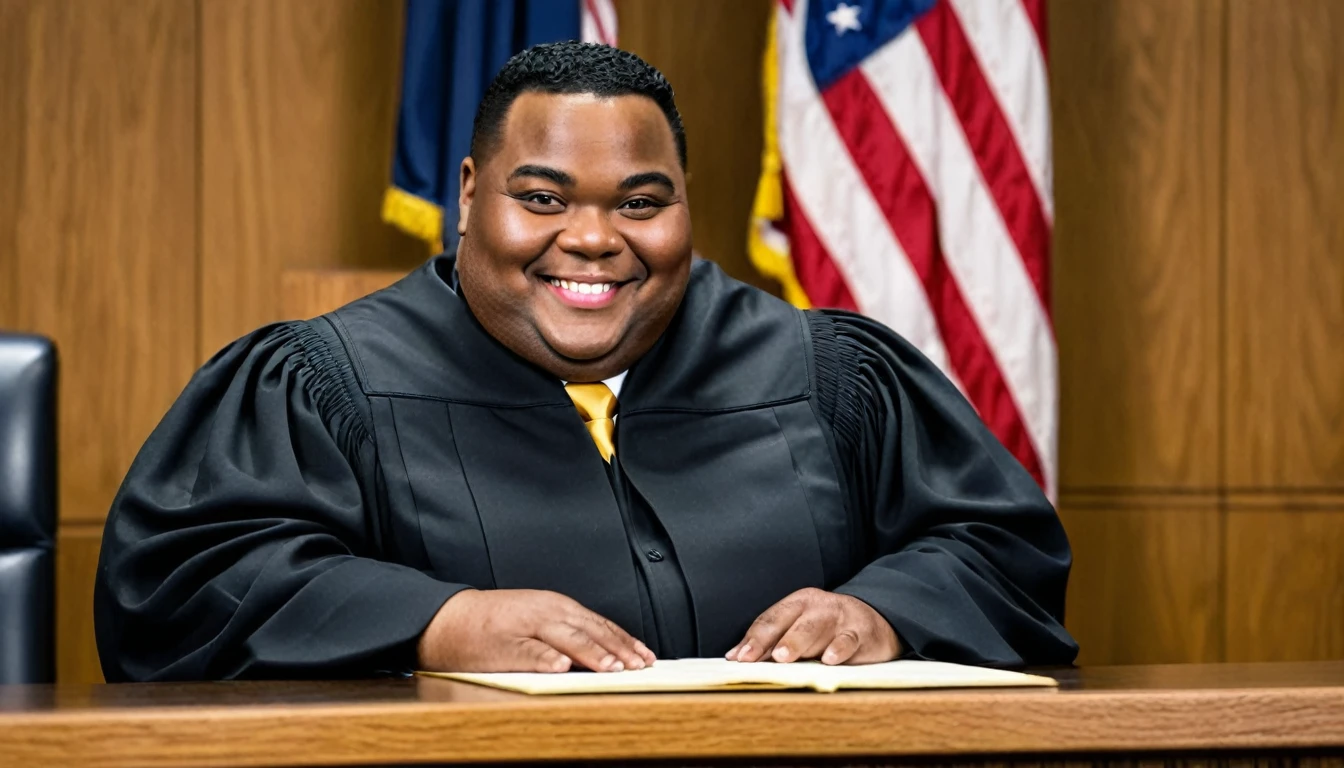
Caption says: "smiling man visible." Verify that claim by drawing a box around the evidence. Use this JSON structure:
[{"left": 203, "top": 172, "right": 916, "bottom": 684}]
[{"left": 95, "top": 43, "right": 1077, "bottom": 682}]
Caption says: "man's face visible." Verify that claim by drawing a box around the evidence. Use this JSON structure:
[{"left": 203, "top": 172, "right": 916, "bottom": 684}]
[{"left": 456, "top": 91, "right": 693, "bottom": 383}]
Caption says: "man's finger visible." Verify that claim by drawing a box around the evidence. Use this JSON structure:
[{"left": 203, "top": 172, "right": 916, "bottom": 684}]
[
  {"left": 820, "top": 629, "right": 861, "bottom": 665},
  {"left": 635, "top": 641, "right": 657, "bottom": 666},
  {"left": 729, "top": 596, "right": 808, "bottom": 663},
  {"left": 572, "top": 612, "right": 651, "bottom": 670},
  {"left": 517, "top": 637, "right": 571, "bottom": 673},
  {"left": 770, "top": 610, "right": 837, "bottom": 663},
  {"left": 538, "top": 622, "right": 625, "bottom": 672}
]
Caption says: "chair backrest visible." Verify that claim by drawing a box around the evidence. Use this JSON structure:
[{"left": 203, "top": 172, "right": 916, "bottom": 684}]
[{"left": 0, "top": 333, "right": 57, "bottom": 684}]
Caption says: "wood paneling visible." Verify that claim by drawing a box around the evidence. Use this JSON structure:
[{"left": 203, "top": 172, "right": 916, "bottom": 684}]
[
  {"left": 55, "top": 526, "right": 103, "bottom": 685},
  {"left": 1058, "top": 504, "right": 1224, "bottom": 665},
  {"left": 617, "top": 0, "right": 776, "bottom": 292},
  {"left": 1050, "top": 0, "right": 1224, "bottom": 491},
  {"left": 0, "top": 0, "right": 198, "bottom": 522},
  {"left": 281, "top": 268, "right": 407, "bottom": 320},
  {"left": 1226, "top": 509, "right": 1344, "bottom": 662},
  {"left": 1225, "top": 0, "right": 1344, "bottom": 490},
  {"left": 199, "top": 0, "right": 427, "bottom": 359},
  {"left": 0, "top": 1, "right": 19, "bottom": 330}
]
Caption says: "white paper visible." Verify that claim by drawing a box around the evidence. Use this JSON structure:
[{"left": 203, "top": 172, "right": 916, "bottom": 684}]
[{"left": 421, "top": 657, "right": 1059, "bottom": 694}]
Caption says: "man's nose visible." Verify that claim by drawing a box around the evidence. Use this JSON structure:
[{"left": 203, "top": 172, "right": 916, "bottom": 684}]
[{"left": 556, "top": 206, "right": 624, "bottom": 259}]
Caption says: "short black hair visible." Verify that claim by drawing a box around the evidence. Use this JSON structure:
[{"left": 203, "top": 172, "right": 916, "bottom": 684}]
[{"left": 470, "top": 41, "right": 687, "bottom": 168}]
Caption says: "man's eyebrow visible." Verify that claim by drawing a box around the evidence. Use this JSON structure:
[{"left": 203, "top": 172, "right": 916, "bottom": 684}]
[
  {"left": 618, "top": 172, "right": 677, "bottom": 193},
  {"left": 508, "top": 165, "right": 575, "bottom": 186}
]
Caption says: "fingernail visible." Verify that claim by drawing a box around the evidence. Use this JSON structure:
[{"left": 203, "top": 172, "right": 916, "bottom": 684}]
[
  {"left": 738, "top": 644, "right": 751, "bottom": 660},
  {"left": 726, "top": 646, "right": 739, "bottom": 660},
  {"left": 555, "top": 655, "right": 571, "bottom": 671},
  {"left": 631, "top": 658, "right": 645, "bottom": 670},
  {"left": 772, "top": 646, "right": 789, "bottom": 662},
  {"left": 823, "top": 650, "right": 838, "bottom": 664},
  {"left": 610, "top": 661, "right": 624, "bottom": 672},
  {"left": 600, "top": 654, "right": 616, "bottom": 670}
]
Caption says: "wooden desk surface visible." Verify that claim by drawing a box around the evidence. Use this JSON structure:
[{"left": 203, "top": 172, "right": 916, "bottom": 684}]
[{"left": 2, "top": 662, "right": 1343, "bottom": 767}]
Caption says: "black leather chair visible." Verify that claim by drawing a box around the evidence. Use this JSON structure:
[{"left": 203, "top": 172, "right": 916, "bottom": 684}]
[{"left": 0, "top": 333, "right": 57, "bottom": 684}]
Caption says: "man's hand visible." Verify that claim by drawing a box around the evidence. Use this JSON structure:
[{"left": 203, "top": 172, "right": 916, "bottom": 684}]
[
  {"left": 417, "top": 589, "right": 657, "bottom": 673},
  {"left": 726, "top": 588, "right": 900, "bottom": 665}
]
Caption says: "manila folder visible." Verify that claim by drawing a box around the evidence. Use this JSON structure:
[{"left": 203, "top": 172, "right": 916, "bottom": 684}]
[{"left": 418, "top": 658, "right": 1059, "bottom": 694}]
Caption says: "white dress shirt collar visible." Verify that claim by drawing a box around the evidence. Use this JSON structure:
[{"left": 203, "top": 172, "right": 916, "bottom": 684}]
[{"left": 562, "top": 370, "right": 627, "bottom": 399}]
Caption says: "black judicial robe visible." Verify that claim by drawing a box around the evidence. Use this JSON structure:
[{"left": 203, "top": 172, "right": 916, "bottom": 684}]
[{"left": 94, "top": 255, "right": 1078, "bottom": 682}]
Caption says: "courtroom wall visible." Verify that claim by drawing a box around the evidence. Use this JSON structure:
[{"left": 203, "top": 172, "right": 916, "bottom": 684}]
[
  {"left": 1051, "top": 0, "right": 1344, "bottom": 665},
  {"left": 0, "top": 0, "right": 1339, "bottom": 683}
]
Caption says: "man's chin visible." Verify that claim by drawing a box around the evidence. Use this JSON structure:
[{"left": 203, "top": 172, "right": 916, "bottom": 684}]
[{"left": 540, "top": 330, "right": 624, "bottom": 365}]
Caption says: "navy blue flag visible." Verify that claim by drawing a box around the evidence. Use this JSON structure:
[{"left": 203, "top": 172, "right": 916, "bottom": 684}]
[{"left": 383, "top": 0, "right": 591, "bottom": 251}]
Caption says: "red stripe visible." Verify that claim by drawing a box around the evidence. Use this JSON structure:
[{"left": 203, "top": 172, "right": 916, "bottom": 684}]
[
  {"left": 916, "top": 0, "right": 1051, "bottom": 318},
  {"left": 1020, "top": 0, "right": 1048, "bottom": 59},
  {"left": 780, "top": 172, "right": 858, "bottom": 311},
  {"left": 778, "top": 0, "right": 795, "bottom": 13},
  {"left": 584, "top": 0, "right": 614, "bottom": 46},
  {"left": 821, "top": 69, "right": 1045, "bottom": 488}
]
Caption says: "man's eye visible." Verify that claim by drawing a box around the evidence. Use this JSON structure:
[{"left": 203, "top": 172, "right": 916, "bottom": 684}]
[
  {"left": 526, "top": 193, "right": 559, "bottom": 206},
  {"left": 621, "top": 199, "right": 661, "bottom": 213}
]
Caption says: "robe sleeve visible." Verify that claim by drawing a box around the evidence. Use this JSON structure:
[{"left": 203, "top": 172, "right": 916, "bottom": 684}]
[
  {"left": 809, "top": 310, "right": 1078, "bottom": 667},
  {"left": 94, "top": 323, "right": 466, "bottom": 682}
]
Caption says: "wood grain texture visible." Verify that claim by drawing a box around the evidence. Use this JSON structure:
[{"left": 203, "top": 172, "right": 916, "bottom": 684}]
[
  {"left": 1227, "top": 490, "right": 1344, "bottom": 511},
  {"left": 280, "top": 269, "right": 406, "bottom": 320},
  {"left": 0, "top": 1, "right": 19, "bottom": 330},
  {"left": 0, "top": 0, "right": 198, "bottom": 522},
  {"left": 1226, "top": 510, "right": 1344, "bottom": 662},
  {"left": 1058, "top": 505, "right": 1223, "bottom": 665},
  {"left": 1050, "top": 0, "right": 1224, "bottom": 491},
  {"left": 3, "top": 667, "right": 1344, "bottom": 767},
  {"left": 1225, "top": 0, "right": 1344, "bottom": 490},
  {"left": 55, "top": 525, "right": 104, "bottom": 685},
  {"left": 617, "top": 0, "right": 778, "bottom": 293},
  {"left": 199, "top": 0, "right": 427, "bottom": 359}
]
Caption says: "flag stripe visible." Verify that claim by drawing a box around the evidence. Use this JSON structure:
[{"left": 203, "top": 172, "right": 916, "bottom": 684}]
[
  {"left": 915, "top": 0, "right": 1052, "bottom": 315},
  {"left": 1020, "top": 0, "right": 1048, "bottom": 58},
  {"left": 861, "top": 30, "right": 1056, "bottom": 495},
  {"left": 822, "top": 69, "right": 1045, "bottom": 487},
  {"left": 948, "top": 0, "right": 1053, "bottom": 221},
  {"left": 781, "top": 173, "right": 859, "bottom": 311},
  {"left": 582, "top": 0, "right": 617, "bottom": 46},
  {"left": 775, "top": 5, "right": 951, "bottom": 371}
]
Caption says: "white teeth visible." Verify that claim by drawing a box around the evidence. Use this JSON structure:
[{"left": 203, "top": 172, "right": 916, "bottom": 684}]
[{"left": 549, "top": 278, "right": 614, "bottom": 295}]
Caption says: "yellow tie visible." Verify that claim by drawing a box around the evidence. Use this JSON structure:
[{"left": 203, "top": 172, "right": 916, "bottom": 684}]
[{"left": 565, "top": 382, "right": 618, "bottom": 462}]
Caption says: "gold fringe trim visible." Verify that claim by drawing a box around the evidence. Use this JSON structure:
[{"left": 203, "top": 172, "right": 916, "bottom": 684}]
[
  {"left": 747, "top": 10, "right": 810, "bottom": 309},
  {"left": 382, "top": 186, "right": 445, "bottom": 253}
]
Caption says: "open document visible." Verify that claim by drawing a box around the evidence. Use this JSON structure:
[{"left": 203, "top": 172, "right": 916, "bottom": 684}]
[{"left": 419, "top": 658, "right": 1059, "bottom": 694}]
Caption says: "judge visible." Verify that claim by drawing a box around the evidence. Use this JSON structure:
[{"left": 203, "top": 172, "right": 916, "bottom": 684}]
[{"left": 95, "top": 42, "right": 1078, "bottom": 682}]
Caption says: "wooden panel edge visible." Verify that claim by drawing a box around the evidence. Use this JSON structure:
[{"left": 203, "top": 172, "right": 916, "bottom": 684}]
[
  {"left": 1226, "top": 491, "right": 1344, "bottom": 511},
  {"left": 1059, "top": 490, "right": 1220, "bottom": 510}
]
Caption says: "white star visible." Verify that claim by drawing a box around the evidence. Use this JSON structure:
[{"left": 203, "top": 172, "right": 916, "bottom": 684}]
[{"left": 826, "top": 2, "right": 863, "bottom": 35}]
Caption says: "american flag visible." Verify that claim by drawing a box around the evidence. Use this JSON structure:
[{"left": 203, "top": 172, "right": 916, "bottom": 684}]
[
  {"left": 751, "top": 0, "right": 1056, "bottom": 498},
  {"left": 582, "top": 0, "right": 619, "bottom": 47}
]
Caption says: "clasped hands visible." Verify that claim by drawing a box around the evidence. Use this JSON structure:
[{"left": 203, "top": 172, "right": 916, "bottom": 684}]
[{"left": 417, "top": 587, "right": 899, "bottom": 673}]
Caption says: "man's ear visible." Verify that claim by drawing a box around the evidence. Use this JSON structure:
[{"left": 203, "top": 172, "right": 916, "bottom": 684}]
[{"left": 458, "top": 157, "right": 477, "bottom": 236}]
